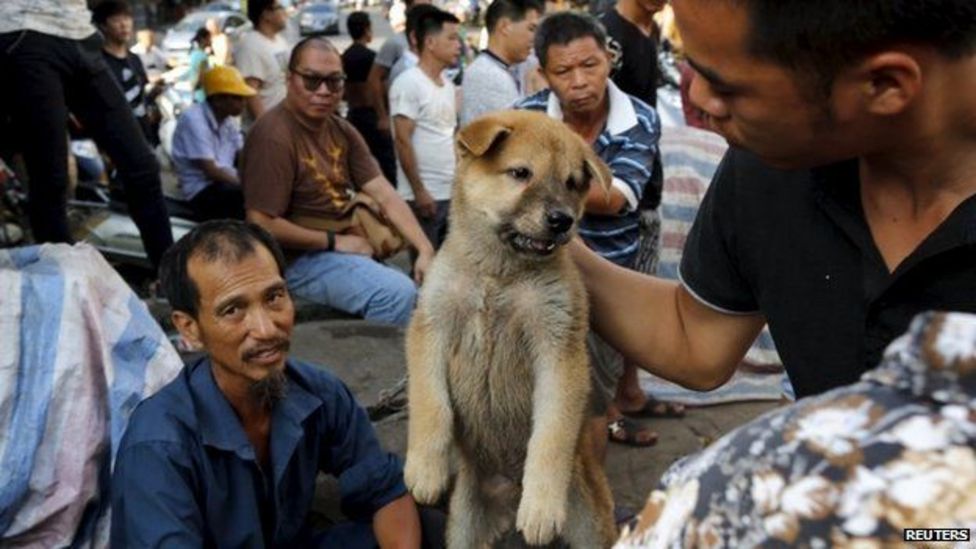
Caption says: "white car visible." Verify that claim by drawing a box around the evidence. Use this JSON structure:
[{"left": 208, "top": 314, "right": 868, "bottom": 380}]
[
  {"left": 161, "top": 10, "right": 251, "bottom": 67},
  {"left": 299, "top": 2, "right": 341, "bottom": 36}
]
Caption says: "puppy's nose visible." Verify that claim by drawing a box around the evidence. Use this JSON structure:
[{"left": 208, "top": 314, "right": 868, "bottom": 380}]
[{"left": 546, "top": 210, "right": 574, "bottom": 234}]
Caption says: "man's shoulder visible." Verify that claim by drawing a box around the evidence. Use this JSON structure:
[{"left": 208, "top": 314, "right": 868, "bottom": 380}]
[
  {"left": 120, "top": 365, "right": 200, "bottom": 449},
  {"left": 285, "top": 359, "right": 354, "bottom": 403},
  {"left": 247, "top": 104, "right": 295, "bottom": 140},
  {"left": 515, "top": 89, "right": 550, "bottom": 111},
  {"left": 464, "top": 54, "right": 507, "bottom": 85}
]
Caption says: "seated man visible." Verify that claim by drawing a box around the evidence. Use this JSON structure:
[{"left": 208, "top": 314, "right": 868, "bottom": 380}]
[
  {"left": 615, "top": 311, "right": 976, "bottom": 547},
  {"left": 111, "top": 220, "right": 437, "bottom": 547},
  {"left": 171, "top": 65, "right": 255, "bottom": 221},
  {"left": 516, "top": 12, "right": 664, "bottom": 451},
  {"left": 242, "top": 37, "right": 434, "bottom": 328}
]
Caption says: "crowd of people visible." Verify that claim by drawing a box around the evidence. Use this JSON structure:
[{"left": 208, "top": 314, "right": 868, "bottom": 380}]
[{"left": 1, "top": 0, "right": 975, "bottom": 546}]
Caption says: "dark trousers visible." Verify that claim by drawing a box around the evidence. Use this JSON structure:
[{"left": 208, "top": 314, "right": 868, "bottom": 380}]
[
  {"left": 0, "top": 31, "right": 173, "bottom": 270},
  {"left": 346, "top": 107, "right": 397, "bottom": 187},
  {"left": 189, "top": 181, "right": 245, "bottom": 221}
]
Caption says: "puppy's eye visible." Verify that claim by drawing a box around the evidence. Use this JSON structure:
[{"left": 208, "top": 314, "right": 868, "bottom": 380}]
[{"left": 507, "top": 167, "right": 533, "bottom": 182}]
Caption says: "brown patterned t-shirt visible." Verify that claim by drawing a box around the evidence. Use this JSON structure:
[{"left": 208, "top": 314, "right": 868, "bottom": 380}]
[{"left": 241, "top": 103, "right": 381, "bottom": 221}]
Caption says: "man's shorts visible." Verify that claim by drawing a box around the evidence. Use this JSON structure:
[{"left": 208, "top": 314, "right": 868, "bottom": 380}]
[{"left": 587, "top": 331, "right": 624, "bottom": 416}]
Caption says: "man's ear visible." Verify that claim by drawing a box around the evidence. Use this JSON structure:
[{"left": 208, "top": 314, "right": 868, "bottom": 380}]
[
  {"left": 171, "top": 310, "right": 204, "bottom": 351},
  {"left": 457, "top": 116, "right": 512, "bottom": 158},
  {"left": 847, "top": 52, "right": 922, "bottom": 117}
]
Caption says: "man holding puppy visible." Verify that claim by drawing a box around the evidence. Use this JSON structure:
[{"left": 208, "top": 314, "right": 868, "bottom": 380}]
[
  {"left": 242, "top": 37, "right": 435, "bottom": 328},
  {"left": 572, "top": 0, "right": 976, "bottom": 400}
]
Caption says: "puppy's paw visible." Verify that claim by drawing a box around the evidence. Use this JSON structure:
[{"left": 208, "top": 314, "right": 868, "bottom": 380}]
[
  {"left": 516, "top": 492, "right": 566, "bottom": 546},
  {"left": 404, "top": 452, "right": 449, "bottom": 505}
]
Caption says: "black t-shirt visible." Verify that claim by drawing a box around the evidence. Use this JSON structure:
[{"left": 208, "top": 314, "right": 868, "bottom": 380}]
[
  {"left": 680, "top": 148, "right": 976, "bottom": 398},
  {"left": 342, "top": 42, "right": 376, "bottom": 84},
  {"left": 102, "top": 50, "right": 153, "bottom": 142},
  {"left": 601, "top": 8, "right": 660, "bottom": 108}
]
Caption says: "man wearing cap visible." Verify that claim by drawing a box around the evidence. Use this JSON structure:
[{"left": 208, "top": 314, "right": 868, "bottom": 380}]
[{"left": 171, "top": 65, "right": 256, "bottom": 221}]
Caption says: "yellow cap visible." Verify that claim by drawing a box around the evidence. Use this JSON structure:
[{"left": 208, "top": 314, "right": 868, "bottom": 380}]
[{"left": 202, "top": 66, "right": 257, "bottom": 98}]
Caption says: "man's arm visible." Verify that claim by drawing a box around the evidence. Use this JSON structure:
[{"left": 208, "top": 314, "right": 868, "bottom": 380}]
[
  {"left": 373, "top": 494, "right": 422, "bottom": 549},
  {"left": 570, "top": 240, "right": 765, "bottom": 390},
  {"left": 367, "top": 65, "right": 391, "bottom": 130},
  {"left": 391, "top": 115, "right": 436, "bottom": 218},
  {"left": 246, "top": 208, "right": 375, "bottom": 255},
  {"left": 359, "top": 175, "right": 435, "bottom": 282},
  {"left": 244, "top": 77, "right": 266, "bottom": 119},
  {"left": 192, "top": 158, "right": 240, "bottom": 186},
  {"left": 111, "top": 442, "right": 205, "bottom": 547},
  {"left": 583, "top": 184, "right": 630, "bottom": 215}
]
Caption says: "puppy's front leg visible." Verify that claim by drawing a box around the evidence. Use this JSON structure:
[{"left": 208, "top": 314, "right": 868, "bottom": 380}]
[
  {"left": 404, "top": 310, "right": 454, "bottom": 505},
  {"left": 517, "top": 339, "right": 590, "bottom": 546}
]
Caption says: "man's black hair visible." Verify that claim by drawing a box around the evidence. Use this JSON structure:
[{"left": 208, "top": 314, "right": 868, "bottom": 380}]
[
  {"left": 485, "top": 0, "right": 544, "bottom": 34},
  {"left": 287, "top": 36, "right": 339, "bottom": 70},
  {"left": 534, "top": 11, "right": 606, "bottom": 69},
  {"left": 247, "top": 0, "right": 275, "bottom": 27},
  {"left": 405, "top": 4, "right": 441, "bottom": 48},
  {"left": 91, "top": 0, "right": 132, "bottom": 26},
  {"left": 735, "top": 0, "right": 976, "bottom": 93},
  {"left": 347, "top": 11, "right": 372, "bottom": 41},
  {"left": 415, "top": 9, "right": 459, "bottom": 53},
  {"left": 159, "top": 220, "right": 287, "bottom": 318}
]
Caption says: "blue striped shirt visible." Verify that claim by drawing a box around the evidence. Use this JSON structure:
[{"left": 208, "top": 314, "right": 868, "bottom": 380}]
[{"left": 515, "top": 81, "right": 660, "bottom": 266}]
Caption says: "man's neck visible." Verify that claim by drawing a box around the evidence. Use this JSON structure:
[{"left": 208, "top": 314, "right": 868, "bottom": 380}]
[
  {"left": 103, "top": 40, "right": 130, "bottom": 59},
  {"left": 211, "top": 365, "right": 274, "bottom": 426},
  {"left": 207, "top": 101, "right": 228, "bottom": 124},
  {"left": 418, "top": 54, "right": 446, "bottom": 84},
  {"left": 615, "top": 0, "right": 655, "bottom": 37},
  {"left": 563, "top": 94, "right": 610, "bottom": 144},
  {"left": 485, "top": 39, "right": 513, "bottom": 66},
  {"left": 257, "top": 23, "right": 279, "bottom": 40}
]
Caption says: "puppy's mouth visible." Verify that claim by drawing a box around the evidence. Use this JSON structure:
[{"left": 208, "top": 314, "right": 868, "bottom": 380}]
[{"left": 501, "top": 228, "right": 571, "bottom": 256}]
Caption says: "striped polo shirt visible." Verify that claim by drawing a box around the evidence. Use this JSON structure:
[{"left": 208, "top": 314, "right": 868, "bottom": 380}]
[{"left": 515, "top": 81, "right": 660, "bottom": 267}]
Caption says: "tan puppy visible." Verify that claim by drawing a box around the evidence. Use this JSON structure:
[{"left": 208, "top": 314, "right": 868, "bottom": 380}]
[{"left": 405, "top": 110, "right": 617, "bottom": 548}]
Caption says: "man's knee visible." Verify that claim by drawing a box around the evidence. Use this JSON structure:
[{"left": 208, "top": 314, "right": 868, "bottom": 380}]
[{"left": 363, "top": 269, "right": 416, "bottom": 327}]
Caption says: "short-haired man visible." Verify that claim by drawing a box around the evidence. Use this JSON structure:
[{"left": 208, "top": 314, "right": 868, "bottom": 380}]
[
  {"left": 242, "top": 38, "right": 435, "bottom": 328},
  {"left": 171, "top": 66, "right": 255, "bottom": 221},
  {"left": 93, "top": 0, "right": 162, "bottom": 145},
  {"left": 460, "top": 0, "right": 543, "bottom": 126},
  {"left": 236, "top": 0, "right": 291, "bottom": 121},
  {"left": 112, "top": 220, "right": 430, "bottom": 546},
  {"left": 516, "top": 11, "right": 662, "bottom": 452},
  {"left": 570, "top": 0, "right": 976, "bottom": 413},
  {"left": 343, "top": 11, "right": 398, "bottom": 185},
  {"left": 390, "top": 9, "right": 461, "bottom": 249},
  {"left": 387, "top": 4, "right": 443, "bottom": 86}
]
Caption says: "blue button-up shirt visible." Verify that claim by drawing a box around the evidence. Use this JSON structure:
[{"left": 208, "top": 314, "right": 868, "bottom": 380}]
[
  {"left": 171, "top": 101, "right": 244, "bottom": 200},
  {"left": 110, "top": 358, "right": 406, "bottom": 547}
]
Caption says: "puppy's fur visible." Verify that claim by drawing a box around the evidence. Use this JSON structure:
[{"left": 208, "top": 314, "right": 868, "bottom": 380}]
[{"left": 405, "top": 111, "right": 617, "bottom": 548}]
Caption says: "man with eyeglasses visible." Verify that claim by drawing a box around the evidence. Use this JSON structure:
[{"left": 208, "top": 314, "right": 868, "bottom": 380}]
[
  {"left": 235, "top": 0, "right": 292, "bottom": 123},
  {"left": 241, "top": 37, "right": 435, "bottom": 328}
]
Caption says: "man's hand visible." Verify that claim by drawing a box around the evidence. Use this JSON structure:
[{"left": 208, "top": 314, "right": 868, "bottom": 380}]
[
  {"left": 412, "top": 249, "right": 434, "bottom": 285},
  {"left": 413, "top": 189, "right": 438, "bottom": 219},
  {"left": 335, "top": 234, "right": 375, "bottom": 256}
]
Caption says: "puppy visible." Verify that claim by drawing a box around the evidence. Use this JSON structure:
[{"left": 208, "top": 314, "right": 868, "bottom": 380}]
[{"left": 405, "top": 110, "right": 617, "bottom": 548}]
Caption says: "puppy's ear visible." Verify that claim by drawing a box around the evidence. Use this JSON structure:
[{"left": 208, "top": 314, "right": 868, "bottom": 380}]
[
  {"left": 583, "top": 152, "right": 613, "bottom": 195},
  {"left": 457, "top": 117, "right": 512, "bottom": 158}
]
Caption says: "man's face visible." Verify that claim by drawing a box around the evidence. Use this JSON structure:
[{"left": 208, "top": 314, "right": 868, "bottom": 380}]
[
  {"left": 103, "top": 13, "right": 134, "bottom": 44},
  {"left": 673, "top": 0, "right": 859, "bottom": 168},
  {"left": 210, "top": 94, "right": 248, "bottom": 118},
  {"left": 503, "top": 9, "right": 540, "bottom": 64},
  {"left": 286, "top": 47, "right": 345, "bottom": 119},
  {"left": 263, "top": 2, "right": 289, "bottom": 33},
  {"left": 543, "top": 37, "right": 611, "bottom": 117},
  {"left": 178, "top": 245, "right": 295, "bottom": 389},
  {"left": 425, "top": 23, "right": 462, "bottom": 67}
]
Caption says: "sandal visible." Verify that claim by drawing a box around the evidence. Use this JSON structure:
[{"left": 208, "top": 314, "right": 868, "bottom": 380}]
[
  {"left": 621, "top": 397, "right": 686, "bottom": 419},
  {"left": 607, "top": 417, "right": 658, "bottom": 447}
]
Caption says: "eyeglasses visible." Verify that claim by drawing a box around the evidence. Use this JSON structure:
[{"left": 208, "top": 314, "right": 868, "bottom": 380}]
[{"left": 291, "top": 69, "right": 347, "bottom": 93}]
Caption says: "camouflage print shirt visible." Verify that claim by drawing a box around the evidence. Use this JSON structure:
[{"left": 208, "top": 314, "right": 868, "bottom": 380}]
[{"left": 616, "top": 311, "right": 976, "bottom": 548}]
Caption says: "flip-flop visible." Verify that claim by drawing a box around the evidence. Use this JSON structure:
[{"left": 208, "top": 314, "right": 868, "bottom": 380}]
[
  {"left": 621, "top": 397, "right": 687, "bottom": 419},
  {"left": 607, "top": 417, "right": 658, "bottom": 447}
]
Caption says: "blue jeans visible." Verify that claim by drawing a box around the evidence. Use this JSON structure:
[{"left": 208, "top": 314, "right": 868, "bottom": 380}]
[{"left": 286, "top": 251, "right": 417, "bottom": 327}]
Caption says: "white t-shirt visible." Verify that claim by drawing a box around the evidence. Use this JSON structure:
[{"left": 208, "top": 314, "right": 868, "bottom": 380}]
[
  {"left": 389, "top": 67, "right": 457, "bottom": 202},
  {"left": 460, "top": 52, "right": 521, "bottom": 126},
  {"left": 0, "top": 0, "right": 94, "bottom": 39},
  {"left": 233, "top": 30, "right": 291, "bottom": 115}
]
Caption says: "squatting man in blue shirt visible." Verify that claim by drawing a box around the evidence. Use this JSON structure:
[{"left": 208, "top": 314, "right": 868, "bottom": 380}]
[{"left": 111, "top": 220, "right": 443, "bottom": 547}]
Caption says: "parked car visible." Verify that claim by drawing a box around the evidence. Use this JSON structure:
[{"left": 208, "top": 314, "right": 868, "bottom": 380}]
[
  {"left": 161, "top": 10, "right": 251, "bottom": 67},
  {"left": 199, "top": 0, "right": 242, "bottom": 11},
  {"left": 299, "top": 2, "right": 341, "bottom": 36}
]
